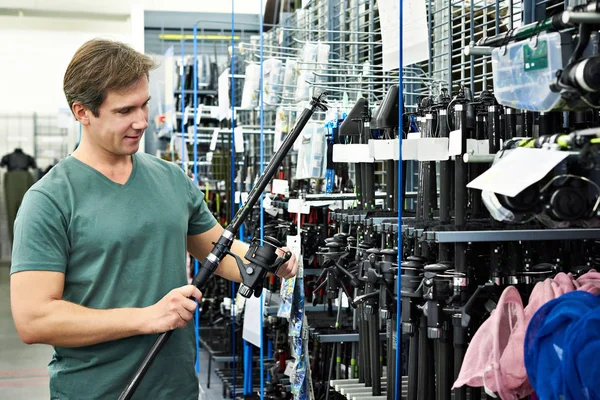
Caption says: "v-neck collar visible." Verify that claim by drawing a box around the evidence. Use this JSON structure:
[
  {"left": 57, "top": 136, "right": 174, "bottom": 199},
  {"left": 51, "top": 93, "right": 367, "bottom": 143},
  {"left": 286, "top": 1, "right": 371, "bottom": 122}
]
[{"left": 69, "top": 153, "right": 138, "bottom": 188}]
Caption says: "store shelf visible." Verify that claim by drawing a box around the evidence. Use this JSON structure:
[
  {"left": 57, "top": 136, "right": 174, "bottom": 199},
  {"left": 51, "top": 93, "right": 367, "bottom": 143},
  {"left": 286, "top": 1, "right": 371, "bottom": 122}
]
[
  {"left": 175, "top": 89, "right": 217, "bottom": 95},
  {"left": 315, "top": 332, "right": 387, "bottom": 343},
  {"left": 433, "top": 228, "right": 600, "bottom": 243}
]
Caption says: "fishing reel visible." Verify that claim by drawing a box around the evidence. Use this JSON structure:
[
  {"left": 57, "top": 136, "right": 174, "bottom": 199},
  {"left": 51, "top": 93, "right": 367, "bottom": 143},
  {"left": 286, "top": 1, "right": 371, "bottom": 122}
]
[
  {"left": 482, "top": 136, "right": 600, "bottom": 228},
  {"left": 229, "top": 236, "right": 292, "bottom": 298}
]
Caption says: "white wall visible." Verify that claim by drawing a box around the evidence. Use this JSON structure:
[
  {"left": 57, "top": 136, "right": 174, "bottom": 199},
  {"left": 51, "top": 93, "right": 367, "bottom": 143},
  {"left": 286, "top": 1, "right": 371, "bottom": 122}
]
[
  {"left": 0, "top": 15, "right": 132, "bottom": 114},
  {"left": 0, "top": 14, "right": 132, "bottom": 259}
]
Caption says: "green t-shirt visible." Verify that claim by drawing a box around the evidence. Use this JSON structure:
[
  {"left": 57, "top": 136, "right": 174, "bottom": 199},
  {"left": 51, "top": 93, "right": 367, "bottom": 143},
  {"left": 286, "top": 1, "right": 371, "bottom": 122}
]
[{"left": 11, "top": 152, "right": 217, "bottom": 400}]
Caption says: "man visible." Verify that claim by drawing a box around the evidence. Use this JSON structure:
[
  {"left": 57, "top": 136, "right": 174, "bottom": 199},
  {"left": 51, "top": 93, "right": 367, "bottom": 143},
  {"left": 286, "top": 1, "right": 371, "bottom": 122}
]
[{"left": 10, "top": 39, "right": 297, "bottom": 400}]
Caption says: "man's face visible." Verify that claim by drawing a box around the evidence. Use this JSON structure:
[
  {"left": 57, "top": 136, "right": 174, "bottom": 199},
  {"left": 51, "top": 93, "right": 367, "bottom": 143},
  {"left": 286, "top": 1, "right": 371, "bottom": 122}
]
[{"left": 87, "top": 76, "right": 150, "bottom": 157}]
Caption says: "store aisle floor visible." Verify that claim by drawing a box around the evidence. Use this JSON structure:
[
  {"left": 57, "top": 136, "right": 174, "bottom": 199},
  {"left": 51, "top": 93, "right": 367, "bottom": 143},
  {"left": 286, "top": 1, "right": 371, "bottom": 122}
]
[{"left": 0, "top": 265, "right": 54, "bottom": 399}]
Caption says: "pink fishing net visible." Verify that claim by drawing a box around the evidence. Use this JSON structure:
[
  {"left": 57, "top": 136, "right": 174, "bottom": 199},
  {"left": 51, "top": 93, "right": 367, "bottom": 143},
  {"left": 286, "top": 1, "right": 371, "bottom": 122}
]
[{"left": 452, "top": 270, "right": 600, "bottom": 399}]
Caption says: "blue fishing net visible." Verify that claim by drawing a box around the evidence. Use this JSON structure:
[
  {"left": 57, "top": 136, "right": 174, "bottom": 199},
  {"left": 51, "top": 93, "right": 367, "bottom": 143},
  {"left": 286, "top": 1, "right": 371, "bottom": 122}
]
[{"left": 524, "top": 291, "right": 600, "bottom": 400}]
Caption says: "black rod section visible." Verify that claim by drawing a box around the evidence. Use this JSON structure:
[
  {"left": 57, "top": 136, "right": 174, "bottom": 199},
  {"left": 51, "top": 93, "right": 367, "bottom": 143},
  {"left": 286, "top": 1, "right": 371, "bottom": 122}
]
[
  {"left": 417, "top": 315, "right": 429, "bottom": 400},
  {"left": 386, "top": 159, "right": 396, "bottom": 210},
  {"left": 119, "top": 93, "right": 328, "bottom": 400},
  {"left": 455, "top": 104, "right": 467, "bottom": 229},
  {"left": 438, "top": 110, "right": 450, "bottom": 223},
  {"left": 471, "top": 114, "right": 486, "bottom": 218},
  {"left": 435, "top": 338, "right": 451, "bottom": 400},
  {"left": 506, "top": 108, "right": 517, "bottom": 139},
  {"left": 407, "top": 333, "right": 419, "bottom": 400},
  {"left": 369, "top": 313, "right": 381, "bottom": 395},
  {"left": 387, "top": 317, "right": 397, "bottom": 400}
]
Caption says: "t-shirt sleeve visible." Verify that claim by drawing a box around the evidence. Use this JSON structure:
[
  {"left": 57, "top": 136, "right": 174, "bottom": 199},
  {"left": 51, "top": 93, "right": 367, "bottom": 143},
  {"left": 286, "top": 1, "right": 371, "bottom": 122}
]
[
  {"left": 187, "top": 178, "right": 218, "bottom": 236},
  {"left": 10, "top": 190, "right": 70, "bottom": 275}
]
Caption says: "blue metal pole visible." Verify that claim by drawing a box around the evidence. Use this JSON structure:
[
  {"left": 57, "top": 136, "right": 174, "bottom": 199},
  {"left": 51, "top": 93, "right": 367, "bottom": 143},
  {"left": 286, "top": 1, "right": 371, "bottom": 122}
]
[
  {"left": 192, "top": 23, "right": 201, "bottom": 375},
  {"left": 229, "top": 3, "right": 238, "bottom": 398},
  {"left": 396, "top": 0, "right": 403, "bottom": 399},
  {"left": 259, "top": 0, "right": 265, "bottom": 397}
]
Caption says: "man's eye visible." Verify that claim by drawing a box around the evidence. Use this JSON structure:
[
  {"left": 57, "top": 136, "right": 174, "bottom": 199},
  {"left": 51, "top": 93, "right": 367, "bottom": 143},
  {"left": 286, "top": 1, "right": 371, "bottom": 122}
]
[{"left": 119, "top": 109, "right": 131, "bottom": 114}]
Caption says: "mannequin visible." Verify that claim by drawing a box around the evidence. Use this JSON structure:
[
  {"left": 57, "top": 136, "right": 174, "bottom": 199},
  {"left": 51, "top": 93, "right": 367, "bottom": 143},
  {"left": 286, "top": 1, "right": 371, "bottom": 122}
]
[{"left": 1, "top": 148, "right": 36, "bottom": 243}]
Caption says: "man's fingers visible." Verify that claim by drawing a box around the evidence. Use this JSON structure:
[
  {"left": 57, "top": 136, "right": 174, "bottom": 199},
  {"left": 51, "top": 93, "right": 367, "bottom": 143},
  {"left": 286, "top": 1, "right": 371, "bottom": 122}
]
[
  {"left": 181, "top": 298, "right": 198, "bottom": 313},
  {"left": 179, "top": 285, "right": 203, "bottom": 302},
  {"left": 178, "top": 308, "right": 193, "bottom": 323}
]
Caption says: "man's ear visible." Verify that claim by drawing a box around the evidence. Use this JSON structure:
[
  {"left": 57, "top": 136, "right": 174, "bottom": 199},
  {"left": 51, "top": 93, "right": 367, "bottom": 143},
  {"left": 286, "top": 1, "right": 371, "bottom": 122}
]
[{"left": 72, "top": 103, "right": 91, "bottom": 126}]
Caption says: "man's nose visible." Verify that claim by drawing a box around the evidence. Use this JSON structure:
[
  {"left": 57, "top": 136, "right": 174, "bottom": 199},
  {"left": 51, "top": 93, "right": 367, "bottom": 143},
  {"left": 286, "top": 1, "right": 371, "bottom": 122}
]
[{"left": 132, "top": 108, "right": 148, "bottom": 131}]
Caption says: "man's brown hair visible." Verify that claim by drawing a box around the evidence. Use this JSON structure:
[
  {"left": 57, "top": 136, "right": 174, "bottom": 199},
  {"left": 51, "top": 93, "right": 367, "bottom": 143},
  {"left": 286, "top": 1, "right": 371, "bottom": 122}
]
[{"left": 63, "top": 39, "right": 156, "bottom": 117}]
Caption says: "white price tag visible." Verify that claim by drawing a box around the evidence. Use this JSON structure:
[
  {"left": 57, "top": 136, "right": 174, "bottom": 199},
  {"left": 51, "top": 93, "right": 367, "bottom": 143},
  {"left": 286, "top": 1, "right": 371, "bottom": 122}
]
[
  {"left": 407, "top": 131, "right": 420, "bottom": 140},
  {"left": 417, "top": 138, "right": 449, "bottom": 161},
  {"left": 466, "top": 139, "right": 478, "bottom": 154},
  {"left": 242, "top": 288, "right": 266, "bottom": 348},
  {"left": 284, "top": 360, "right": 295, "bottom": 377},
  {"left": 234, "top": 126, "right": 245, "bottom": 153},
  {"left": 346, "top": 144, "right": 375, "bottom": 163},
  {"left": 448, "top": 130, "right": 462, "bottom": 156},
  {"left": 467, "top": 148, "right": 569, "bottom": 197},
  {"left": 288, "top": 199, "right": 311, "bottom": 214},
  {"left": 241, "top": 192, "right": 249, "bottom": 204},
  {"left": 272, "top": 179, "right": 290, "bottom": 196},
  {"left": 333, "top": 144, "right": 348, "bottom": 162},
  {"left": 402, "top": 138, "right": 419, "bottom": 160},
  {"left": 477, "top": 140, "right": 490, "bottom": 155},
  {"left": 286, "top": 235, "right": 301, "bottom": 259},
  {"left": 209, "top": 128, "right": 220, "bottom": 151},
  {"left": 235, "top": 191, "right": 241, "bottom": 204},
  {"left": 370, "top": 139, "right": 397, "bottom": 160}
]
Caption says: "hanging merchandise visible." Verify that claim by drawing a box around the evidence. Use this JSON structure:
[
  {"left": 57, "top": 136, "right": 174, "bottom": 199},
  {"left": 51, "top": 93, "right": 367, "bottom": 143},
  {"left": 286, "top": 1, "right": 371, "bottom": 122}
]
[
  {"left": 274, "top": 107, "right": 289, "bottom": 152},
  {"left": 263, "top": 58, "right": 284, "bottom": 107},
  {"left": 295, "top": 42, "right": 319, "bottom": 102},
  {"left": 295, "top": 124, "right": 327, "bottom": 180},
  {"left": 282, "top": 59, "right": 299, "bottom": 101},
  {"left": 278, "top": 268, "right": 296, "bottom": 319},
  {"left": 241, "top": 63, "right": 261, "bottom": 109}
]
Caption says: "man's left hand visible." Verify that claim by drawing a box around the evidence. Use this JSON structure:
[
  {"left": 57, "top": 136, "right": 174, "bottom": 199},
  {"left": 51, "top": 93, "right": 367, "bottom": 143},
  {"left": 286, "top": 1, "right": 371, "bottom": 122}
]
[{"left": 275, "top": 247, "right": 299, "bottom": 279}]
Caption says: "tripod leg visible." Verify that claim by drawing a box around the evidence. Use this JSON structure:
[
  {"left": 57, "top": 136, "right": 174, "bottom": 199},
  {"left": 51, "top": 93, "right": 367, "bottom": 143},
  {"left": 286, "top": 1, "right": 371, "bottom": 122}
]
[
  {"left": 417, "top": 315, "right": 429, "bottom": 400},
  {"left": 362, "top": 308, "right": 372, "bottom": 386},
  {"left": 407, "top": 331, "right": 419, "bottom": 400},
  {"left": 435, "top": 336, "right": 451, "bottom": 400},
  {"left": 453, "top": 317, "right": 467, "bottom": 400},
  {"left": 325, "top": 343, "right": 336, "bottom": 400},
  {"left": 387, "top": 317, "right": 397, "bottom": 400},
  {"left": 369, "top": 313, "right": 381, "bottom": 395}
]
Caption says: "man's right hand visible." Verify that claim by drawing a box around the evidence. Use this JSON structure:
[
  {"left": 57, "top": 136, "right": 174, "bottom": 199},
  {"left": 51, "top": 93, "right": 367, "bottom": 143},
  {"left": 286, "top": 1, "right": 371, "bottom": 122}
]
[{"left": 144, "top": 285, "right": 203, "bottom": 334}]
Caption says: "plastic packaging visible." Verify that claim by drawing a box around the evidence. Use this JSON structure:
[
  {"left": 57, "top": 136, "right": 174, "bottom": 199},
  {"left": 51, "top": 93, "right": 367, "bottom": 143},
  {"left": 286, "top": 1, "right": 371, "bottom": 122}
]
[
  {"left": 263, "top": 58, "right": 283, "bottom": 106},
  {"left": 295, "top": 43, "right": 319, "bottom": 102},
  {"left": 491, "top": 32, "right": 564, "bottom": 112},
  {"left": 282, "top": 59, "right": 298, "bottom": 101},
  {"left": 241, "top": 63, "right": 261, "bottom": 108},
  {"left": 277, "top": 274, "right": 296, "bottom": 318},
  {"left": 289, "top": 277, "right": 305, "bottom": 337},
  {"left": 295, "top": 124, "right": 327, "bottom": 180}
]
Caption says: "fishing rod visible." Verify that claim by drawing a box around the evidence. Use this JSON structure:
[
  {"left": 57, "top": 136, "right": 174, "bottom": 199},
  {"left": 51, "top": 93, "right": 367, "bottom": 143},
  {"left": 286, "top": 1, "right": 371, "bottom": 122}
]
[{"left": 119, "top": 92, "right": 328, "bottom": 400}]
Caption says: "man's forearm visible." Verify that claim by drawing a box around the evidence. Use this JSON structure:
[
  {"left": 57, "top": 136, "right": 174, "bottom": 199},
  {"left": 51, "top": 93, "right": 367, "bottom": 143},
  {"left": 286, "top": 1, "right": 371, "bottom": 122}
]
[
  {"left": 215, "top": 239, "right": 248, "bottom": 283},
  {"left": 20, "top": 299, "right": 148, "bottom": 347}
]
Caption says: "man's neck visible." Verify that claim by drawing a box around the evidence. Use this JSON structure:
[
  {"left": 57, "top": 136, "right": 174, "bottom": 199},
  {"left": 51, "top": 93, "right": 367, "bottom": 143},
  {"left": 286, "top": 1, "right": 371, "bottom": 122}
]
[{"left": 73, "top": 142, "right": 132, "bottom": 170}]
